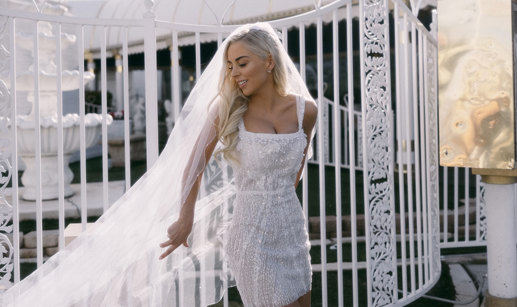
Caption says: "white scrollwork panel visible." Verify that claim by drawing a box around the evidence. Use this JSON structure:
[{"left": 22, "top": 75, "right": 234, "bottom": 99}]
[
  {"left": 0, "top": 15, "right": 14, "bottom": 290},
  {"left": 0, "top": 156, "right": 13, "bottom": 289},
  {"left": 361, "top": 0, "right": 397, "bottom": 306},
  {"left": 479, "top": 183, "right": 487, "bottom": 241},
  {"left": 426, "top": 39, "right": 441, "bottom": 278}
]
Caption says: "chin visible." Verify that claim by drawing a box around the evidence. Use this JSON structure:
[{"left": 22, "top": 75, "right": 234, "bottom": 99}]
[{"left": 240, "top": 88, "right": 253, "bottom": 97}]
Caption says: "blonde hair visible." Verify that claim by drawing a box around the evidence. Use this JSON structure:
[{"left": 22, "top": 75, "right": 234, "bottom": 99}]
[{"left": 215, "top": 27, "right": 288, "bottom": 164}]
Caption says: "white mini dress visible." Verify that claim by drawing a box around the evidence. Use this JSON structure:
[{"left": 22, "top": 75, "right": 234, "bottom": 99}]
[{"left": 225, "top": 96, "right": 312, "bottom": 307}]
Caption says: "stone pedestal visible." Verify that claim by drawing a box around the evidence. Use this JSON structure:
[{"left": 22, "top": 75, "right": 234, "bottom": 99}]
[
  {"left": 107, "top": 134, "right": 146, "bottom": 167},
  {"left": 20, "top": 154, "right": 74, "bottom": 200}
]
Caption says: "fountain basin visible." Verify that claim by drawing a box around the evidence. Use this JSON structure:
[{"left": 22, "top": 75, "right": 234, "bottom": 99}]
[{"left": 2, "top": 113, "right": 111, "bottom": 200}]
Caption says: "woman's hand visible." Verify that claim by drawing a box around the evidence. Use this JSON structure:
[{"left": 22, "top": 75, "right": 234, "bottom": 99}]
[{"left": 159, "top": 215, "right": 193, "bottom": 260}]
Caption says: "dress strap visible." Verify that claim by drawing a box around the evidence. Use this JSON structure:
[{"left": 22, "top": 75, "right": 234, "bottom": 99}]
[
  {"left": 297, "top": 96, "right": 305, "bottom": 131},
  {"left": 239, "top": 117, "right": 245, "bottom": 131}
]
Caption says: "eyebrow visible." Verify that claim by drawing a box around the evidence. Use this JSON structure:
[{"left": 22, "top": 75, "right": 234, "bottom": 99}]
[{"left": 227, "top": 55, "right": 249, "bottom": 63}]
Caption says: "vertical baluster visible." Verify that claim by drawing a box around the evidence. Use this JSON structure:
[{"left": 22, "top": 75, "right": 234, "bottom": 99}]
[
  {"left": 316, "top": 16, "right": 328, "bottom": 307},
  {"left": 402, "top": 13, "right": 416, "bottom": 293},
  {"left": 443, "top": 166, "right": 448, "bottom": 243},
  {"left": 195, "top": 32, "right": 201, "bottom": 80},
  {"left": 410, "top": 23, "right": 423, "bottom": 289},
  {"left": 9, "top": 16, "right": 20, "bottom": 283},
  {"left": 33, "top": 20, "right": 44, "bottom": 268},
  {"left": 464, "top": 168, "right": 470, "bottom": 242},
  {"left": 143, "top": 6, "right": 159, "bottom": 167},
  {"left": 454, "top": 167, "right": 459, "bottom": 242},
  {"left": 346, "top": 3, "right": 359, "bottom": 306},
  {"left": 100, "top": 26, "right": 109, "bottom": 212},
  {"left": 393, "top": 3, "right": 408, "bottom": 297},
  {"left": 172, "top": 30, "right": 180, "bottom": 121},
  {"left": 55, "top": 23, "right": 65, "bottom": 250},
  {"left": 123, "top": 27, "right": 131, "bottom": 190},
  {"left": 476, "top": 175, "right": 481, "bottom": 241},
  {"left": 194, "top": 30, "right": 207, "bottom": 307},
  {"left": 299, "top": 22, "right": 309, "bottom": 233},
  {"left": 78, "top": 25, "right": 87, "bottom": 230},
  {"left": 419, "top": 32, "right": 430, "bottom": 283},
  {"left": 282, "top": 26, "right": 288, "bottom": 50},
  {"left": 331, "top": 10, "right": 343, "bottom": 307}
]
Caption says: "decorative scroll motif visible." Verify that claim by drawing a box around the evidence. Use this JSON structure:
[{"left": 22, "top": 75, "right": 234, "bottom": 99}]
[
  {"left": 143, "top": 0, "right": 156, "bottom": 17},
  {"left": 478, "top": 183, "right": 487, "bottom": 241},
  {"left": 0, "top": 155, "right": 13, "bottom": 289},
  {"left": 360, "top": 1, "right": 397, "bottom": 306},
  {"left": 201, "top": 155, "right": 233, "bottom": 196},
  {"left": 426, "top": 39, "right": 441, "bottom": 278},
  {"left": 0, "top": 16, "right": 14, "bottom": 290}
]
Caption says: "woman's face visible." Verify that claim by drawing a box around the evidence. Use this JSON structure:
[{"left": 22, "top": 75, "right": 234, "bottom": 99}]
[{"left": 226, "top": 41, "right": 272, "bottom": 97}]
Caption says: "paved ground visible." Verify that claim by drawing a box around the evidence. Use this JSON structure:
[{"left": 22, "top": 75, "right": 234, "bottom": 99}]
[
  {"left": 444, "top": 253, "right": 488, "bottom": 307},
  {"left": 7, "top": 181, "right": 126, "bottom": 220}
]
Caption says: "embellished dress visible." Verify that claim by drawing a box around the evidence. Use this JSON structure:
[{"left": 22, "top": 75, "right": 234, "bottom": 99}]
[{"left": 225, "top": 96, "right": 312, "bottom": 307}]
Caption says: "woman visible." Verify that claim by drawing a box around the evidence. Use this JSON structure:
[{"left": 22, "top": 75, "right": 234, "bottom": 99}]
[
  {"left": 159, "top": 25, "right": 317, "bottom": 307},
  {"left": 0, "top": 23, "right": 316, "bottom": 307}
]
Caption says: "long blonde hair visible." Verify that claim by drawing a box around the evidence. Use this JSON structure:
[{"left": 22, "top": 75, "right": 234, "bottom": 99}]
[{"left": 215, "top": 27, "right": 288, "bottom": 164}]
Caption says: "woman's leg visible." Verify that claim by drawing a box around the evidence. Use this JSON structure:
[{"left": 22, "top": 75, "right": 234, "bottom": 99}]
[
  {"left": 297, "top": 290, "right": 311, "bottom": 307},
  {"left": 283, "top": 300, "right": 301, "bottom": 307},
  {"left": 283, "top": 290, "right": 311, "bottom": 307}
]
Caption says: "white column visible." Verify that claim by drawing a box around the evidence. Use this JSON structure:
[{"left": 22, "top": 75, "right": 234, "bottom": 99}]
[{"left": 486, "top": 183, "right": 517, "bottom": 299}]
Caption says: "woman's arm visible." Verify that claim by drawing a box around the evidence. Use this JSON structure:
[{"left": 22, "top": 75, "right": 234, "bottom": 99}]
[
  {"left": 294, "top": 100, "right": 318, "bottom": 189},
  {"left": 159, "top": 110, "right": 220, "bottom": 260}
]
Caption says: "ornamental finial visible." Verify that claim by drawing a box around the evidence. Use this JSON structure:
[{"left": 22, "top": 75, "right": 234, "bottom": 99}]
[{"left": 143, "top": 0, "right": 155, "bottom": 18}]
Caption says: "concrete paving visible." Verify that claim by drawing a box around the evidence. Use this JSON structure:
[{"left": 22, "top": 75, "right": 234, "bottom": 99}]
[
  {"left": 444, "top": 253, "right": 488, "bottom": 307},
  {"left": 5, "top": 180, "right": 126, "bottom": 220},
  {"left": 449, "top": 264, "right": 483, "bottom": 307}
]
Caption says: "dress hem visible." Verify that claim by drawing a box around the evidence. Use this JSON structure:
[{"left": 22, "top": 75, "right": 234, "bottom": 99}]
[{"left": 269, "top": 282, "right": 312, "bottom": 307}]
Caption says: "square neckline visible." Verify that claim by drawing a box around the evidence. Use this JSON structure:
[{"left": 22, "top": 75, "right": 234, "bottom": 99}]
[{"left": 240, "top": 95, "right": 305, "bottom": 137}]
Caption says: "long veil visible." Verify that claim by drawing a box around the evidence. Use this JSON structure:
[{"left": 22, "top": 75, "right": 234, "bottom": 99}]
[{"left": 0, "top": 22, "right": 314, "bottom": 306}]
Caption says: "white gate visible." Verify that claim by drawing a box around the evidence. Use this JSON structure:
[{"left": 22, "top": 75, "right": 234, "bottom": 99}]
[{"left": 0, "top": 1, "right": 444, "bottom": 306}]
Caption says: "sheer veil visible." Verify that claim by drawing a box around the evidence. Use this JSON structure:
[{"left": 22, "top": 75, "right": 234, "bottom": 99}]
[{"left": 0, "top": 22, "right": 314, "bottom": 306}]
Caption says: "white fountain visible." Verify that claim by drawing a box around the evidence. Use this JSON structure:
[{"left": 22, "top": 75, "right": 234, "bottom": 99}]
[{"left": 0, "top": 0, "right": 108, "bottom": 201}]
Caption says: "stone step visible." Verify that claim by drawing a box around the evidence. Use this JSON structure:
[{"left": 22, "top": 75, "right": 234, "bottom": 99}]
[
  {"left": 309, "top": 205, "right": 478, "bottom": 240},
  {"left": 24, "top": 229, "right": 59, "bottom": 249}
]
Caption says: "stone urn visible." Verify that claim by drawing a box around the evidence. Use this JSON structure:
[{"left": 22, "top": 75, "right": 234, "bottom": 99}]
[{"left": 12, "top": 114, "right": 110, "bottom": 200}]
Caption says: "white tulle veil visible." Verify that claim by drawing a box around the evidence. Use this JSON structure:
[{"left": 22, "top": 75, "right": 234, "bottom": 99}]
[{"left": 0, "top": 22, "right": 314, "bottom": 306}]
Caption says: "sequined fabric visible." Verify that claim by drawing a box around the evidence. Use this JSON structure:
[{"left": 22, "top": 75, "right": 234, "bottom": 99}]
[{"left": 225, "top": 96, "right": 312, "bottom": 307}]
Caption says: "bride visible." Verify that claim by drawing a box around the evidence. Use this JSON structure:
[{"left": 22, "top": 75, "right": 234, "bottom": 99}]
[{"left": 1, "top": 23, "right": 317, "bottom": 307}]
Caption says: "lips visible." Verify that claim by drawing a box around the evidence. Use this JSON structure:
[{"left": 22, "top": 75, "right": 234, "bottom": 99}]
[{"left": 237, "top": 80, "right": 247, "bottom": 88}]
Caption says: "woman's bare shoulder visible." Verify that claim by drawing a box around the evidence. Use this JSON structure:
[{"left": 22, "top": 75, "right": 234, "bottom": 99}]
[{"left": 303, "top": 98, "right": 318, "bottom": 129}]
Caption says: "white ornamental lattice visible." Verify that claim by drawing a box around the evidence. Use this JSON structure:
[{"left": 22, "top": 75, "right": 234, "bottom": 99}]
[
  {"left": 360, "top": 0, "right": 398, "bottom": 306},
  {"left": 425, "top": 38, "right": 441, "bottom": 278},
  {"left": 0, "top": 15, "right": 14, "bottom": 290},
  {"left": 479, "top": 183, "right": 487, "bottom": 241}
]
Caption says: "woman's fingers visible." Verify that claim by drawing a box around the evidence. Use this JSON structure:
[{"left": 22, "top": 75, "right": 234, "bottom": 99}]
[
  {"left": 159, "top": 245, "right": 177, "bottom": 260},
  {"left": 159, "top": 239, "right": 173, "bottom": 248},
  {"left": 159, "top": 219, "right": 192, "bottom": 259},
  {"left": 158, "top": 238, "right": 188, "bottom": 260}
]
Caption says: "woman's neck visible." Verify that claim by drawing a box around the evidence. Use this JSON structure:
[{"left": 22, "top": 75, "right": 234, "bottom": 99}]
[{"left": 248, "top": 82, "right": 282, "bottom": 113}]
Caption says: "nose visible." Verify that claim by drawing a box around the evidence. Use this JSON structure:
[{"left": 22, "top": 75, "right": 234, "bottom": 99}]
[{"left": 231, "top": 66, "right": 239, "bottom": 77}]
